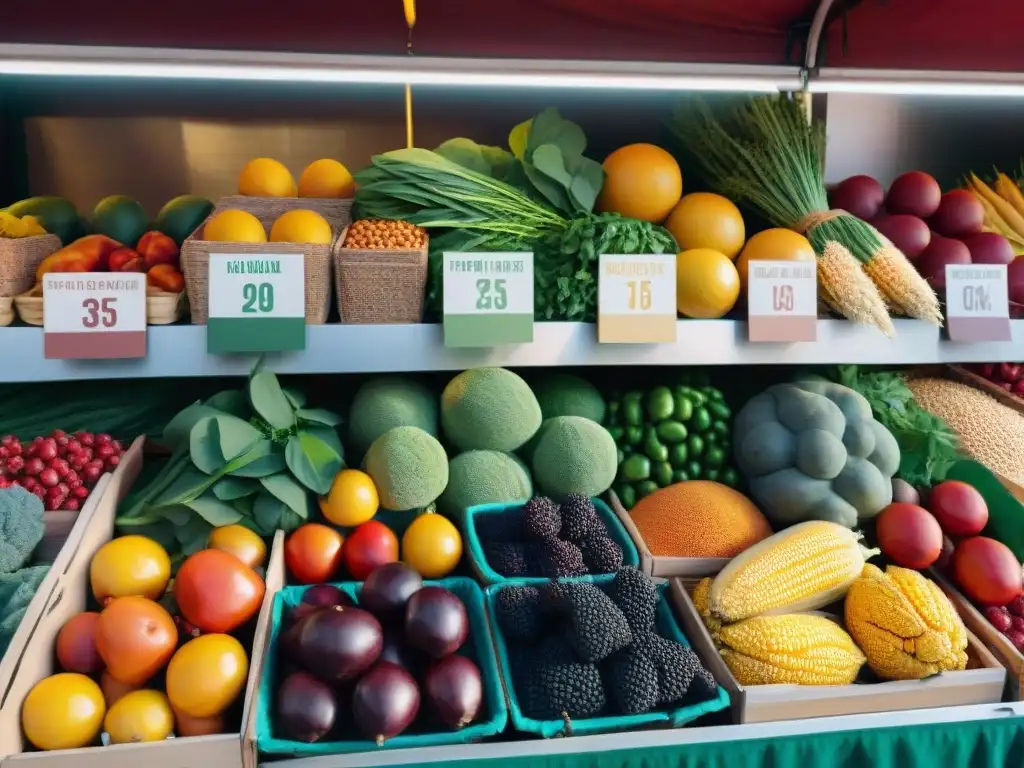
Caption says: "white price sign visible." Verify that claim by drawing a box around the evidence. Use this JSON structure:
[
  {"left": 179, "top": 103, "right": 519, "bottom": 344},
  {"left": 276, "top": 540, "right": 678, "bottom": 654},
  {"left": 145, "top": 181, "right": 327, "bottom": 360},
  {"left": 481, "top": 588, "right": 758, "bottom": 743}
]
[
  {"left": 442, "top": 252, "right": 534, "bottom": 347},
  {"left": 945, "top": 263, "right": 1011, "bottom": 342},
  {"left": 747, "top": 260, "right": 817, "bottom": 342},
  {"left": 597, "top": 253, "right": 676, "bottom": 343},
  {"left": 43, "top": 273, "right": 147, "bottom": 359}
]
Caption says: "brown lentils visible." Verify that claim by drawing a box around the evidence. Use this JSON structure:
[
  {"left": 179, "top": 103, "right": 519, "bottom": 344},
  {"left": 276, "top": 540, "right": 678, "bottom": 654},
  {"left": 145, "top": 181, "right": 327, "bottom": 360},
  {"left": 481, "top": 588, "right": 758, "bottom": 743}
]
[{"left": 343, "top": 219, "right": 427, "bottom": 250}]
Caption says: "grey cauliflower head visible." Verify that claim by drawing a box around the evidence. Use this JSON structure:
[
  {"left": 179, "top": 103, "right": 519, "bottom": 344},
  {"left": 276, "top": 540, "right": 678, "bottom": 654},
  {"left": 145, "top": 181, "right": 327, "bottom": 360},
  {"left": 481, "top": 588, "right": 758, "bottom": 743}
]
[
  {"left": 0, "top": 486, "right": 45, "bottom": 573},
  {"left": 732, "top": 380, "right": 901, "bottom": 528}
]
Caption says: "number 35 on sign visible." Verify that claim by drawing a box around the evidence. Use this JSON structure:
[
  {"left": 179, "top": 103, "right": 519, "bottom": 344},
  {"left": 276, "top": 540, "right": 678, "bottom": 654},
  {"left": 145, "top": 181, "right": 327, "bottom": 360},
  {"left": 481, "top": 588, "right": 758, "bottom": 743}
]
[{"left": 43, "top": 273, "right": 147, "bottom": 359}]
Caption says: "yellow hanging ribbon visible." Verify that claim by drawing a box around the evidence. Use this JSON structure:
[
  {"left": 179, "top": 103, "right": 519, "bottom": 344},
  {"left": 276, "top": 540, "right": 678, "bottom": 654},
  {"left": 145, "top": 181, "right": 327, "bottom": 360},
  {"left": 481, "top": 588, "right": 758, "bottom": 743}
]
[{"left": 403, "top": 0, "right": 416, "bottom": 149}]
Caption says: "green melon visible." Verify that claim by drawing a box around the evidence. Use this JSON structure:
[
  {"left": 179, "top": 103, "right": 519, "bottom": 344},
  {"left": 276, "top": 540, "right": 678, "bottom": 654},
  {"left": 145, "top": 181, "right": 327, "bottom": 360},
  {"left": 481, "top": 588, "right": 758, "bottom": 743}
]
[
  {"left": 155, "top": 195, "right": 214, "bottom": 245},
  {"left": 92, "top": 195, "right": 149, "bottom": 247},
  {"left": 365, "top": 426, "right": 449, "bottom": 511},
  {"left": 531, "top": 416, "right": 618, "bottom": 500},
  {"left": 530, "top": 372, "right": 606, "bottom": 422},
  {"left": 437, "top": 450, "right": 533, "bottom": 518},
  {"left": 347, "top": 377, "right": 438, "bottom": 459},
  {"left": 441, "top": 367, "right": 541, "bottom": 452}
]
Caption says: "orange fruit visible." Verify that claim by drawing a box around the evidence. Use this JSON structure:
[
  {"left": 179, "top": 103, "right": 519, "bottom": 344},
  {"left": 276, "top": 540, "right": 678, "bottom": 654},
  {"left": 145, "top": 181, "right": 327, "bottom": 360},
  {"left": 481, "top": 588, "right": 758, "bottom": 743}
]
[
  {"left": 237, "top": 157, "right": 297, "bottom": 197},
  {"left": 665, "top": 193, "right": 746, "bottom": 260},
  {"left": 173, "top": 708, "right": 226, "bottom": 737},
  {"left": 735, "top": 228, "right": 816, "bottom": 293},
  {"left": 285, "top": 523, "right": 345, "bottom": 584},
  {"left": 208, "top": 524, "right": 267, "bottom": 569},
  {"left": 166, "top": 634, "right": 249, "bottom": 718},
  {"left": 675, "top": 248, "right": 741, "bottom": 319},
  {"left": 597, "top": 143, "right": 682, "bottom": 223},
  {"left": 56, "top": 611, "right": 103, "bottom": 674},
  {"left": 319, "top": 469, "right": 379, "bottom": 527},
  {"left": 22, "top": 673, "right": 105, "bottom": 751},
  {"left": 95, "top": 596, "right": 178, "bottom": 685},
  {"left": 90, "top": 535, "right": 171, "bottom": 603},
  {"left": 401, "top": 513, "right": 462, "bottom": 578},
  {"left": 174, "top": 548, "right": 266, "bottom": 634},
  {"left": 104, "top": 689, "right": 174, "bottom": 744},
  {"left": 298, "top": 159, "right": 355, "bottom": 198},
  {"left": 203, "top": 209, "right": 267, "bottom": 243},
  {"left": 100, "top": 670, "right": 145, "bottom": 707},
  {"left": 269, "top": 209, "right": 332, "bottom": 245}
]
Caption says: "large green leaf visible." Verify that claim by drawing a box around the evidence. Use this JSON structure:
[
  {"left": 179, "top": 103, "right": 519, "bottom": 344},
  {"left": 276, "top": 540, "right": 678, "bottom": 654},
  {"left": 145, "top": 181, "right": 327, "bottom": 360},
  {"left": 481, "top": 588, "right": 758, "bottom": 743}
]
[
  {"left": 249, "top": 372, "right": 295, "bottom": 430},
  {"left": 283, "top": 387, "right": 307, "bottom": 409},
  {"left": 260, "top": 473, "right": 313, "bottom": 519},
  {"left": 151, "top": 465, "right": 213, "bottom": 508},
  {"left": 285, "top": 430, "right": 342, "bottom": 495},
  {"left": 212, "top": 476, "right": 259, "bottom": 501},
  {"left": 164, "top": 402, "right": 222, "bottom": 452},
  {"left": 229, "top": 440, "right": 287, "bottom": 478},
  {"left": 205, "top": 390, "right": 249, "bottom": 418},
  {"left": 183, "top": 491, "right": 244, "bottom": 527},
  {"left": 214, "top": 414, "right": 264, "bottom": 460},
  {"left": 296, "top": 408, "right": 342, "bottom": 428},
  {"left": 253, "top": 492, "right": 287, "bottom": 534},
  {"left": 159, "top": 505, "right": 193, "bottom": 526},
  {"left": 189, "top": 416, "right": 225, "bottom": 475}
]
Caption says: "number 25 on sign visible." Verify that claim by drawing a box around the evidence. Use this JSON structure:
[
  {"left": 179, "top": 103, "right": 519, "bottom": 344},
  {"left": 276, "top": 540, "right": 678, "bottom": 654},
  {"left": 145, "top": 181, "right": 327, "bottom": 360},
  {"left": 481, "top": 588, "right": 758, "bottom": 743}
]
[
  {"left": 475, "top": 278, "right": 507, "bottom": 311},
  {"left": 442, "top": 252, "right": 534, "bottom": 347},
  {"left": 42, "top": 273, "right": 147, "bottom": 359}
]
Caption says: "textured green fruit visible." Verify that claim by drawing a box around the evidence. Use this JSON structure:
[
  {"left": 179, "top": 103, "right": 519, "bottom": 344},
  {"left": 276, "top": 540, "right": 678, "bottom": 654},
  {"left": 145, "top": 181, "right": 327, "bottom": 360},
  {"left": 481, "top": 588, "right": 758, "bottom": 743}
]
[
  {"left": 365, "top": 426, "right": 449, "bottom": 511},
  {"left": 155, "top": 195, "right": 214, "bottom": 245},
  {"left": 347, "top": 376, "right": 438, "bottom": 459},
  {"left": 531, "top": 416, "right": 617, "bottom": 500},
  {"left": 437, "top": 450, "right": 532, "bottom": 518},
  {"left": 92, "top": 195, "right": 148, "bottom": 247},
  {"left": 441, "top": 367, "right": 541, "bottom": 452},
  {"left": 530, "top": 372, "right": 606, "bottom": 423}
]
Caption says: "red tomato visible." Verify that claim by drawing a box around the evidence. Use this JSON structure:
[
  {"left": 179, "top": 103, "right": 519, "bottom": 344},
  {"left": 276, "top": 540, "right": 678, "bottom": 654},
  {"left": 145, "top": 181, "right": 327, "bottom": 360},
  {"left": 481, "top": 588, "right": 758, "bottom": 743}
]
[
  {"left": 928, "top": 480, "right": 989, "bottom": 537},
  {"left": 343, "top": 521, "right": 399, "bottom": 580},
  {"left": 285, "top": 524, "right": 344, "bottom": 584},
  {"left": 953, "top": 536, "right": 1023, "bottom": 607},
  {"left": 174, "top": 549, "right": 265, "bottom": 633},
  {"left": 875, "top": 503, "right": 943, "bottom": 570}
]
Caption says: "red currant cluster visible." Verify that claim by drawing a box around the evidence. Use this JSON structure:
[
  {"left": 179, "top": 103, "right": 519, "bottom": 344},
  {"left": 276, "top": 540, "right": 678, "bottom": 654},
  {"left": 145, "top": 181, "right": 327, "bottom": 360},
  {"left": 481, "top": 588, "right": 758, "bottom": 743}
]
[{"left": 0, "top": 430, "right": 125, "bottom": 512}]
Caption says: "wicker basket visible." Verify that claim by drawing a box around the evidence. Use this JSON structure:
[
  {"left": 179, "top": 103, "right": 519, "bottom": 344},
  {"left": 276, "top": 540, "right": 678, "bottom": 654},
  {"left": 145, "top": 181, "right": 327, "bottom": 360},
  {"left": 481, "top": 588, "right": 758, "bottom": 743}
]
[
  {"left": 0, "top": 234, "right": 61, "bottom": 297},
  {"left": 13, "top": 284, "right": 183, "bottom": 326},
  {"left": 333, "top": 226, "right": 428, "bottom": 324},
  {"left": 0, "top": 297, "right": 12, "bottom": 327},
  {"left": 180, "top": 196, "right": 352, "bottom": 325}
]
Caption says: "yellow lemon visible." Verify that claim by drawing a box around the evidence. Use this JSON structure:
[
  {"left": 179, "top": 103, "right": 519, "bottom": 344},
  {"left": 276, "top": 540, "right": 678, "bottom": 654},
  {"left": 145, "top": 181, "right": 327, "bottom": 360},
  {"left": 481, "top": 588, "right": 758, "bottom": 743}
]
[
  {"left": 22, "top": 673, "right": 105, "bottom": 751},
  {"left": 298, "top": 159, "right": 356, "bottom": 198},
  {"left": 320, "top": 469, "right": 380, "bottom": 527},
  {"left": 166, "top": 634, "right": 249, "bottom": 718},
  {"left": 203, "top": 210, "right": 267, "bottom": 243},
  {"left": 675, "top": 248, "right": 741, "bottom": 319},
  {"left": 237, "top": 158, "right": 297, "bottom": 197},
  {"left": 104, "top": 689, "right": 174, "bottom": 744},
  {"left": 269, "top": 210, "right": 333, "bottom": 245},
  {"left": 665, "top": 193, "right": 746, "bottom": 260},
  {"left": 90, "top": 535, "right": 171, "bottom": 602},
  {"left": 402, "top": 513, "right": 462, "bottom": 578}
]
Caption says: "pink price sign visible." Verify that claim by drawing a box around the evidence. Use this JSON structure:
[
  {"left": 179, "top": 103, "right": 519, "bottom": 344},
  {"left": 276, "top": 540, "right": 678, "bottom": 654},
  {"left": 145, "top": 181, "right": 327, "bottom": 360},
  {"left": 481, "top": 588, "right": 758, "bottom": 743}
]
[
  {"left": 42, "top": 273, "right": 147, "bottom": 359},
  {"left": 746, "top": 261, "right": 817, "bottom": 342}
]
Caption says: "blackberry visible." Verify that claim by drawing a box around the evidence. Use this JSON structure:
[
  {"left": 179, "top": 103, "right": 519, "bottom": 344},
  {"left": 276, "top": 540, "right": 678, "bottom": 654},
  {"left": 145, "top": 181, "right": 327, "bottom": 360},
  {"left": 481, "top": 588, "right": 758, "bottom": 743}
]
[
  {"left": 602, "top": 647, "right": 659, "bottom": 715},
  {"left": 579, "top": 533, "right": 624, "bottom": 573},
  {"left": 553, "top": 582, "right": 632, "bottom": 662},
  {"left": 523, "top": 496, "right": 561, "bottom": 540},
  {"left": 610, "top": 567, "right": 659, "bottom": 633},
  {"left": 485, "top": 541, "right": 530, "bottom": 576},
  {"left": 683, "top": 649, "right": 718, "bottom": 703},
  {"left": 519, "top": 660, "right": 606, "bottom": 720},
  {"left": 538, "top": 538, "right": 587, "bottom": 577},
  {"left": 534, "top": 633, "right": 578, "bottom": 665},
  {"left": 558, "top": 493, "right": 599, "bottom": 542},
  {"left": 636, "top": 632, "right": 699, "bottom": 706},
  {"left": 495, "top": 586, "right": 543, "bottom": 642},
  {"left": 476, "top": 510, "right": 525, "bottom": 542}
]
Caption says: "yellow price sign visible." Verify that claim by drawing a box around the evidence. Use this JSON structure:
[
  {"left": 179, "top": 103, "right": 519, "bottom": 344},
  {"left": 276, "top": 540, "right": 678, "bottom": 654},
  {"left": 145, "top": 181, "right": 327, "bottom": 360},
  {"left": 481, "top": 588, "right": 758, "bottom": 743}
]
[{"left": 598, "top": 254, "right": 676, "bottom": 344}]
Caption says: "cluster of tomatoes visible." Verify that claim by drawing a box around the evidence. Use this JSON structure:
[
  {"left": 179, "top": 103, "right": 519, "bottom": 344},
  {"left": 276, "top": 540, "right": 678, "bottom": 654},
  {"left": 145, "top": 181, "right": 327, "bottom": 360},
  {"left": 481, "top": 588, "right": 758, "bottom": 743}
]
[{"left": 22, "top": 525, "right": 268, "bottom": 751}]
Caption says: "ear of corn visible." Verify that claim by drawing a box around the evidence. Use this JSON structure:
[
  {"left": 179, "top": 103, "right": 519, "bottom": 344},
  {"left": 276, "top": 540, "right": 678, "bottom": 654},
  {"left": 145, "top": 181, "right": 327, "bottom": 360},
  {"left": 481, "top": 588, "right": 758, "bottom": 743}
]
[
  {"left": 718, "top": 613, "right": 866, "bottom": 686},
  {"left": 708, "top": 520, "right": 877, "bottom": 623},
  {"left": 691, "top": 577, "right": 722, "bottom": 635},
  {"left": 844, "top": 564, "right": 968, "bottom": 681}
]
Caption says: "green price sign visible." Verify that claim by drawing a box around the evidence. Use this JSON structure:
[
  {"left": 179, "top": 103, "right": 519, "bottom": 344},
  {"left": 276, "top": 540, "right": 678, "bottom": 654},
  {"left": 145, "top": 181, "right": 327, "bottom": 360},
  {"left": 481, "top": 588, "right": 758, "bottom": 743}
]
[
  {"left": 207, "top": 254, "right": 306, "bottom": 353},
  {"left": 442, "top": 253, "right": 534, "bottom": 347}
]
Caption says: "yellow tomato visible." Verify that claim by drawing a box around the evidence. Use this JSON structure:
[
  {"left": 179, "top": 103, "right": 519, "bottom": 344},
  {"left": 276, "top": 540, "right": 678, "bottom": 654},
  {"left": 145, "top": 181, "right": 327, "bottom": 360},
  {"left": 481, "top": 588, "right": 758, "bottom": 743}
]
[
  {"left": 202, "top": 209, "right": 267, "bottom": 243},
  {"left": 237, "top": 157, "right": 297, "bottom": 197},
  {"left": 90, "top": 535, "right": 171, "bottom": 603},
  {"left": 269, "top": 210, "right": 333, "bottom": 245},
  {"left": 319, "top": 469, "right": 379, "bottom": 527},
  {"left": 22, "top": 673, "right": 105, "bottom": 751},
  {"left": 104, "top": 689, "right": 174, "bottom": 744},
  {"left": 208, "top": 524, "right": 267, "bottom": 569},
  {"left": 166, "top": 634, "right": 249, "bottom": 718},
  {"left": 298, "top": 159, "right": 355, "bottom": 199},
  {"left": 401, "top": 513, "right": 462, "bottom": 578}
]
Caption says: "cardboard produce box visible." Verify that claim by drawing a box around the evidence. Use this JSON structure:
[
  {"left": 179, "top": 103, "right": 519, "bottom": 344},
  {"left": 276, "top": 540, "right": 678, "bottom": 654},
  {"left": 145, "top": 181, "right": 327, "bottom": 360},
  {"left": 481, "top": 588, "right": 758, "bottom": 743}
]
[
  {"left": 668, "top": 578, "right": 1007, "bottom": 724},
  {"left": 0, "top": 437, "right": 284, "bottom": 768}
]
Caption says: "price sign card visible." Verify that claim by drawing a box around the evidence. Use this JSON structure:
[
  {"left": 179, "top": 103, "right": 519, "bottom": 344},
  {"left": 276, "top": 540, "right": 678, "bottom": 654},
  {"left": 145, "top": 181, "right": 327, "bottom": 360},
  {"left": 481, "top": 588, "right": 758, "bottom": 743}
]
[
  {"left": 747, "top": 260, "right": 817, "bottom": 342},
  {"left": 945, "top": 263, "right": 1012, "bottom": 342},
  {"left": 43, "top": 273, "right": 146, "bottom": 359},
  {"left": 597, "top": 254, "right": 676, "bottom": 343},
  {"left": 442, "top": 252, "right": 534, "bottom": 347},
  {"left": 207, "top": 253, "right": 306, "bottom": 353}
]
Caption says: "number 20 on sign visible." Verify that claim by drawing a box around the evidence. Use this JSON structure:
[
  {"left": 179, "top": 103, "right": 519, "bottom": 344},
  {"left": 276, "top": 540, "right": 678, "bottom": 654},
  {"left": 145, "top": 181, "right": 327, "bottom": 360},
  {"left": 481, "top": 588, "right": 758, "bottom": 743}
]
[
  {"left": 442, "top": 252, "right": 534, "bottom": 347},
  {"left": 42, "top": 273, "right": 147, "bottom": 359}
]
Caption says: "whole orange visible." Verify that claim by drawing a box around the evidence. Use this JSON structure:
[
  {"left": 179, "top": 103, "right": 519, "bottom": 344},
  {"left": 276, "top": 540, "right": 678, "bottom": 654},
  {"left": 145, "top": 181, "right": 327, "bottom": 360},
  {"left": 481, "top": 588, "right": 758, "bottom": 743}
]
[
  {"left": 285, "top": 523, "right": 345, "bottom": 584},
  {"left": 174, "top": 549, "right": 266, "bottom": 634},
  {"left": 208, "top": 524, "right": 267, "bottom": 569},
  {"left": 95, "top": 597, "right": 178, "bottom": 685},
  {"left": 597, "top": 143, "right": 682, "bottom": 223}
]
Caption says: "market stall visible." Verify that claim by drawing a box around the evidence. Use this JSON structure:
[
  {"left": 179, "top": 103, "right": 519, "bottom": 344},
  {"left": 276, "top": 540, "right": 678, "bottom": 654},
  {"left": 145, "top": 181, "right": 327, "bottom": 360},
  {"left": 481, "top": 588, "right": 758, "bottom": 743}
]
[{"left": 4, "top": 1, "right": 1024, "bottom": 766}]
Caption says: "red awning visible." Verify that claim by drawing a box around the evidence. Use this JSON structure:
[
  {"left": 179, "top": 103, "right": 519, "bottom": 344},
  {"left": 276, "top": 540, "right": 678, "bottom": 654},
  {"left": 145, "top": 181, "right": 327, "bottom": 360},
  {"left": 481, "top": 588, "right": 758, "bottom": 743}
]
[{"left": 2, "top": 0, "right": 1024, "bottom": 73}]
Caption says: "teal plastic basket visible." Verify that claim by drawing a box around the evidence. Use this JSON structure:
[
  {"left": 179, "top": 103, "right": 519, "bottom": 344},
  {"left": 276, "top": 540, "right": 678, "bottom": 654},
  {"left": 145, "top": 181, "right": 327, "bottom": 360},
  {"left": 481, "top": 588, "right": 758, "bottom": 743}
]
[
  {"left": 485, "top": 577, "right": 730, "bottom": 738},
  {"left": 257, "top": 577, "right": 508, "bottom": 757},
  {"left": 465, "top": 498, "right": 639, "bottom": 585}
]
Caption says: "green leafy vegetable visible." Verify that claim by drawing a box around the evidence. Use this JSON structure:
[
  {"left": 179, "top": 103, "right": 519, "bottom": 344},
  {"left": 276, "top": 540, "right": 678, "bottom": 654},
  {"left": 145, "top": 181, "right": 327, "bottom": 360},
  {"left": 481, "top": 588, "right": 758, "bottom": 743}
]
[
  {"left": 521, "top": 108, "right": 604, "bottom": 215},
  {"left": 434, "top": 138, "right": 514, "bottom": 180}
]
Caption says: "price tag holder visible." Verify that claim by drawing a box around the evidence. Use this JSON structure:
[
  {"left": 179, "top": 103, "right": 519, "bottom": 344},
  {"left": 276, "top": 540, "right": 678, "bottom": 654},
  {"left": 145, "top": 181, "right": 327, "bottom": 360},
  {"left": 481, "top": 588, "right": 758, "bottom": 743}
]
[
  {"left": 43, "top": 273, "right": 147, "bottom": 359},
  {"left": 442, "top": 252, "right": 534, "bottom": 347},
  {"left": 207, "top": 253, "right": 306, "bottom": 353},
  {"left": 747, "top": 260, "right": 817, "bottom": 342},
  {"left": 945, "top": 263, "right": 1012, "bottom": 342},
  {"left": 597, "top": 254, "right": 676, "bottom": 343}
]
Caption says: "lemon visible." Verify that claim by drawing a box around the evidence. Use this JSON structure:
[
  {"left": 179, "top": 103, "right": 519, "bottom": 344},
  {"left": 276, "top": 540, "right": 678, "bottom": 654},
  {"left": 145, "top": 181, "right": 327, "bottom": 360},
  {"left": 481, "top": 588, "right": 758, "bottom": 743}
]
[
  {"left": 269, "top": 210, "right": 333, "bottom": 245},
  {"left": 104, "top": 689, "right": 174, "bottom": 744},
  {"left": 665, "top": 193, "right": 746, "bottom": 260},
  {"left": 90, "top": 535, "right": 171, "bottom": 602},
  {"left": 166, "top": 634, "right": 249, "bottom": 718},
  {"left": 203, "top": 210, "right": 267, "bottom": 243},
  {"left": 675, "top": 248, "right": 741, "bottom": 319},
  {"left": 319, "top": 469, "right": 379, "bottom": 527},
  {"left": 22, "top": 673, "right": 105, "bottom": 751},
  {"left": 298, "top": 159, "right": 355, "bottom": 198},
  {"left": 237, "top": 158, "right": 297, "bottom": 197}
]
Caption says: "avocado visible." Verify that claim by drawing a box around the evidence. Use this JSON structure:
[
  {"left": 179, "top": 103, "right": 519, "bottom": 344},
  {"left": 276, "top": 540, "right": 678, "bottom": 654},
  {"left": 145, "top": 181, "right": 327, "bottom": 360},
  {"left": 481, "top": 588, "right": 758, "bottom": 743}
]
[
  {"left": 92, "top": 195, "right": 149, "bottom": 247},
  {"left": 5, "top": 196, "right": 80, "bottom": 244},
  {"left": 155, "top": 195, "right": 214, "bottom": 245}
]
